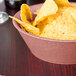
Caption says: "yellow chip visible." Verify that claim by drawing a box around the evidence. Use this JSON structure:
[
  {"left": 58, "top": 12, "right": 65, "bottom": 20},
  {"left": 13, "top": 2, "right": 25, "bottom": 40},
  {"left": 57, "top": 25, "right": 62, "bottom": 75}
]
[
  {"left": 33, "top": 0, "right": 58, "bottom": 26},
  {"left": 54, "top": 0, "right": 70, "bottom": 6},
  {"left": 9, "top": 16, "right": 40, "bottom": 36},
  {"left": 20, "top": 4, "right": 32, "bottom": 24},
  {"left": 62, "top": 7, "right": 76, "bottom": 22},
  {"left": 20, "top": 25, "right": 25, "bottom": 31},
  {"left": 37, "top": 7, "right": 67, "bottom": 29},
  {"left": 40, "top": 7, "right": 76, "bottom": 40},
  {"left": 71, "top": 12, "right": 76, "bottom": 23},
  {"left": 37, "top": 7, "right": 67, "bottom": 33},
  {"left": 40, "top": 24, "right": 55, "bottom": 39},
  {"left": 48, "top": 6, "right": 67, "bottom": 24},
  {"left": 37, "top": 18, "right": 49, "bottom": 33}
]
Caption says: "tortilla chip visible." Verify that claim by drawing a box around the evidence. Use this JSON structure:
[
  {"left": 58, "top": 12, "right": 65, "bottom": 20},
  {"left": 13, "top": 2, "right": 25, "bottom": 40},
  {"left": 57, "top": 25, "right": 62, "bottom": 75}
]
[
  {"left": 33, "top": 0, "right": 58, "bottom": 26},
  {"left": 20, "top": 25, "right": 26, "bottom": 31},
  {"left": 37, "top": 18, "right": 49, "bottom": 33},
  {"left": 54, "top": 0, "right": 70, "bottom": 6},
  {"left": 40, "top": 24, "right": 55, "bottom": 39},
  {"left": 63, "top": 7, "right": 76, "bottom": 22},
  {"left": 71, "top": 12, "right": 76, "bottom": 23},
  {"left": 40, "top": 7, "right": 76, "bottom": 40},
  {"left": 37, "top": 7, "right": 67, "bottom": 34},
  {"left": 9, "top": 16, "right": 40, "bottom": 36},
  {"left": 20, "top": 4, "right": 32, "bottom": 24},
  {"left": 48, "top": 6, "right": 67, "bottom": 24}
]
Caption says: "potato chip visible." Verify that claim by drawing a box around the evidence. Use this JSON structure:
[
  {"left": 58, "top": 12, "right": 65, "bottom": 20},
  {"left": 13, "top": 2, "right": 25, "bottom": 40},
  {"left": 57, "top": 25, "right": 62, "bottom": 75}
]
[
  {"left": 9, "top": 16, "right": 40, "bottom": 36},
  {"left": 54, "top": 0, "right": 70, "bottom": 7},
  {"left": 20, "top": 4, "right": 32, "bottom": 24},
  {"left": 33, "top": 0, "right": 58, "bottom": 26}
]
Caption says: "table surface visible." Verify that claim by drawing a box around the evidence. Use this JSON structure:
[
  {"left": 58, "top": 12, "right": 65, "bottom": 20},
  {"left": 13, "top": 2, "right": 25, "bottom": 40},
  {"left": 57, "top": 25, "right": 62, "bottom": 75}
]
[{"left": 0, "top": 1, "right": 76, "bottom": 76}]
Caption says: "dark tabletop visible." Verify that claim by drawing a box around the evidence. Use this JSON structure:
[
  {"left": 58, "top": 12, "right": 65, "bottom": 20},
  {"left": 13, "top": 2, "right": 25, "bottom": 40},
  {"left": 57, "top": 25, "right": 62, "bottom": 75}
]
[{"left": 0, "top": 1, "right": 76, "bottom": 76}]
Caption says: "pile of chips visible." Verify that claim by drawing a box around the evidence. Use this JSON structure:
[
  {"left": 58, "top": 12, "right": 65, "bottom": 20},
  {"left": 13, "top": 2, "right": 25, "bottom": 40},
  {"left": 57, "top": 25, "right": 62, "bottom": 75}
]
[{"left": 9, "top": 0, "right": 76, "bottom": 40}]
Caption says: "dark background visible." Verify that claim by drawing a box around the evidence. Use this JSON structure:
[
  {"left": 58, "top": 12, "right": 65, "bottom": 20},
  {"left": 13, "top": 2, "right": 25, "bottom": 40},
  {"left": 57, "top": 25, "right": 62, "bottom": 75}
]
[{"left": 69, "top": 0, "right": 76, "bottom": 1}]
